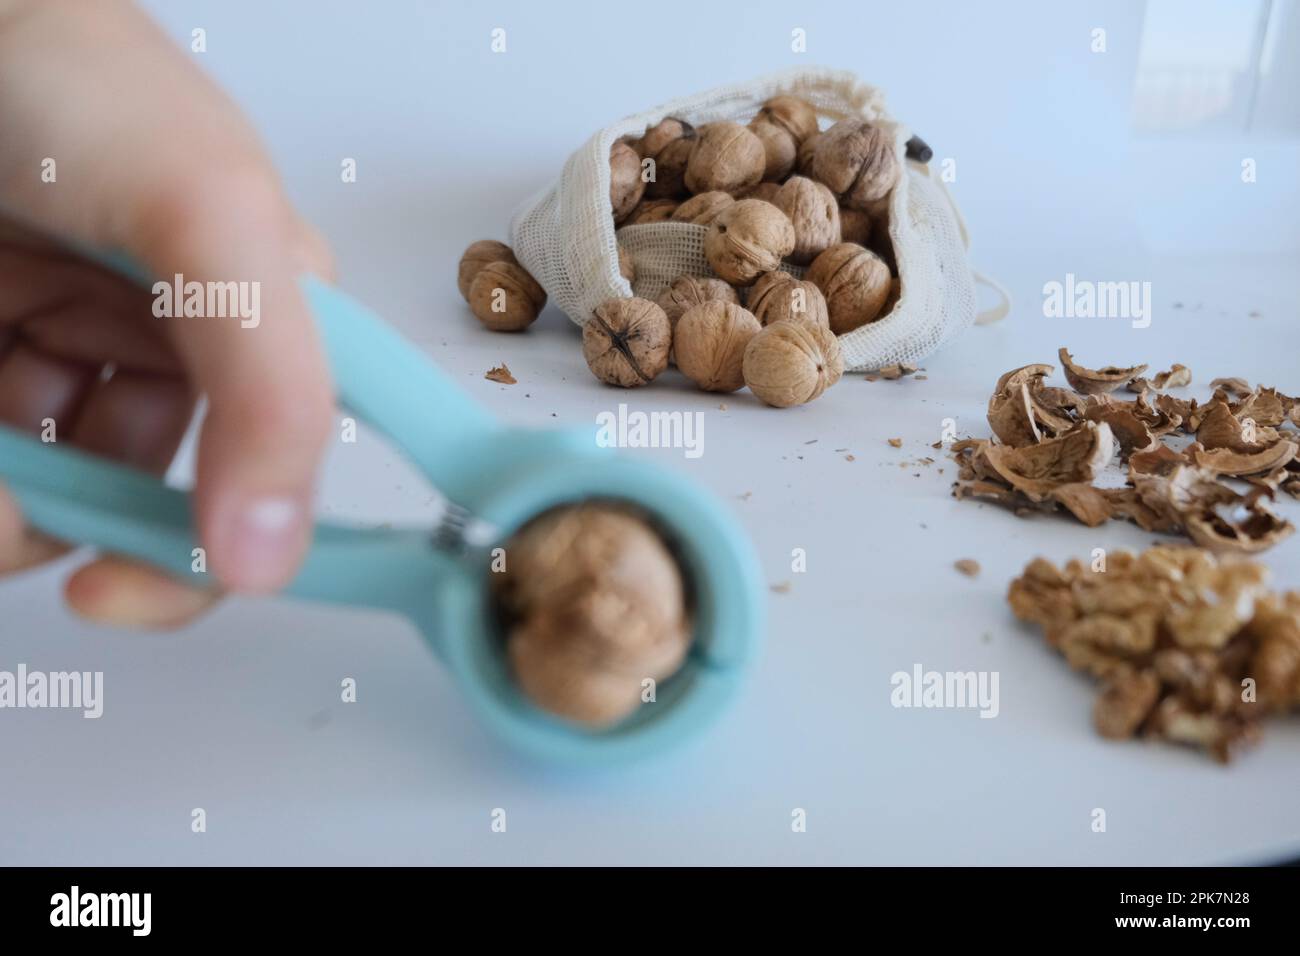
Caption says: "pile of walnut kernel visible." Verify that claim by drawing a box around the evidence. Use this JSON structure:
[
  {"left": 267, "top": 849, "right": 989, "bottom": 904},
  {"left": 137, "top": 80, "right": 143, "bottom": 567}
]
[
  {"left": 953, "top": 348, "right": 1299, "bottom": 553},
  {"left": 459, "top": 95, "right": 906, "bottom": 409},
  {"left": 1009, "top": 546, "right": 1300, "bottom": 762}
]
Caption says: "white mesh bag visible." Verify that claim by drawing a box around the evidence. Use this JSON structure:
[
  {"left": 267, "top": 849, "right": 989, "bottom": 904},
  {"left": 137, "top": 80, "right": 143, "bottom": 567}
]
[{"left": 510, "top": 67, "right": 1005, "bottom": 372}]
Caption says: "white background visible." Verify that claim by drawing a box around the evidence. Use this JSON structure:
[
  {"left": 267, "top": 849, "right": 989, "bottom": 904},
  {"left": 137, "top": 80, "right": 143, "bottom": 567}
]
[{"left": 2, "top": 0, "right": 1298, "bottom": 864}]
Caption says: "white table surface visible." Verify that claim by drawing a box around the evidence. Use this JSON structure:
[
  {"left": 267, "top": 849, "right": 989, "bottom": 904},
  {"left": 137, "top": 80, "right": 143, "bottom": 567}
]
[{"left": 2, "top": 0, "right": 1298, "bottom": 865}]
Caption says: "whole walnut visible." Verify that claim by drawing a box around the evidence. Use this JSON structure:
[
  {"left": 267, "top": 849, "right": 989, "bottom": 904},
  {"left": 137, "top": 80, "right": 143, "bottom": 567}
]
[
  {"left": 647, "top": 136, "right": 695, "bottom": 199},
  {"left": 685, "top": 122, "right": 765, "bottom": 195},
  {"left": 623, "top": 198, "right": 679, "bottom": 224},
  {"left": 811, "top": 118, "right": 899, "bottom": 211},
  {"left": 773, "top": 176, "right": 840, "bottom": 266},
  {"left": 839, "top": 205, "right": 872, "bottom": 245},
  {"left": 748, "top": 273, "right": 829, "bottom": 329},
  {"left": 806, "top": 242, "right": 891, "bottom": 334},
  {"left": 656, "top": 274, "right": 738, "bottom": 331},
  {"left": 496, "top": 503, "right": 690, "bottom": 726},
  {"left": 796, "top": 131, "right": 821, "bottom": 176},
  {"left": 583, "top": 297, "right": 672, "bottom": 387},
  {"left": 743, "top": 320, "right": 844, "bottom": 408},
  {"left": 609, "top": 140, "right": 646, "bottom": 223},
  {"left": 674, "top": 300, "right": 762, "bottom": 393},
  {"left": 457, "top": 239, "right": 517, "bottom": 302},
  {"left": 703, "top": 198, "right": 796, "bottom": 285},
  {"left": 755, "top": 95, "right": 820, "bottom": 144},
  {"left": 746, "top": 270, "right": 794, "bottom": 316},
  {"left": 748, "top": 118, "right": 797, "bottom": 182},
  {"left": 639, "top": 119, "right": 697, "bottom": 199},
  {"left": 671, "top": 190, "right": 734, "bottom": 225},
  {"left": 468, "top": 260, "right": 546, "bottom": 332}
]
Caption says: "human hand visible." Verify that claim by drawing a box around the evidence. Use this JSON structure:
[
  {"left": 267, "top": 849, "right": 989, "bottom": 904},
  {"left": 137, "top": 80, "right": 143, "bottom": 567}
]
[{"left": 0, "top": 0, "right": 335, "bottom": 626}]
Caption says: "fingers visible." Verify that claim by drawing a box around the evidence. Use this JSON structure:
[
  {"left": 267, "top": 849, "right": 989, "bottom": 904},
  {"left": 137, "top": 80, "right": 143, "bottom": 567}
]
[
  {"left": 128, "top": 174, "right": 335, "bottom": 595},
  {"left": 0, "top": 1, "right": 336, "bottom": 595},
  {"left": 0, "top": 484, "right": 67, "bottom": 574},
  {"left": 64, "top": 557, "right": 219, "bottom": 631},
  {"left": 0, "top": 341, "right": 96, "bottom": 432}
]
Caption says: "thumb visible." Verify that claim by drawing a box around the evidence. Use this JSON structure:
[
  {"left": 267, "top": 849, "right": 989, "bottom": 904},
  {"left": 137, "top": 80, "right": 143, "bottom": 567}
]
[{"left": 128, "top": 170, "right": 336, "bottom": 594}]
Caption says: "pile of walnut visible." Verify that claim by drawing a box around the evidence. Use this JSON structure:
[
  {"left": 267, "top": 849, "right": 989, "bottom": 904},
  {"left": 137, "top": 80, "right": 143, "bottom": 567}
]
[
  {"left": 1009, "top": 546, "right": 1300, "bottom": 762},
  {"left": 490, "top": 503, "right": 691, "bottom": 726},
  {"left": 459, "top": 95, "right": 905, "bottom": 408},
  {"left": 953, "top": 348, "right": 1300, "bottom": 554}
]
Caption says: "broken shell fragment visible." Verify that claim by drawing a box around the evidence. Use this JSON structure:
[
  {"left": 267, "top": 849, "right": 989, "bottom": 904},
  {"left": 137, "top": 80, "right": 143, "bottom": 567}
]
[
  {"left": 1193, "top": 440, "right": 1298, "bottom": 478},
  {"left": 1059, "top": 347, "right": 1148, "bottom": 395},
  {"left": 974, "top": 422, "right": 1116, "bottom": 501}
]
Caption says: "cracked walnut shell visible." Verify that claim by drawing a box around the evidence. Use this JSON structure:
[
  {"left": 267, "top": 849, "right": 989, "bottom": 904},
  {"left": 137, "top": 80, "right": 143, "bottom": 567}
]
[
  {"left": 674, "top": 300, "right": 762, "bottom": 393},
  {"left": 685, "top": 122, "right": 766, "bottom": 195},
  {"left": 583, "top": 297, "right": 671, "bottom": 387},
  {"left": 703, "top": 199, "right": 796, "bottom": 285},
  {"left": 742, "top": 320, "right": 844, "bottom": 407}
]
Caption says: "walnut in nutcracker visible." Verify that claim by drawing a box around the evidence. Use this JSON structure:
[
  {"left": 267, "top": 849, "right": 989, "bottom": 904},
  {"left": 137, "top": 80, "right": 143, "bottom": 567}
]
[
  {"left": 747, "top": 272, "right": 829, "bottom": 329},
  {"left": 811, "top": 118, "right": 900, "bottom": 211},
  {"left": 743, "top": 320, "right": 844, "bottom": 408},
  {"left": 806, "top": 242, "right": 892, "bottom": 334},
  {"left": 583, "top": 297, "right": 672, "bottom": 387},
  {"left": 773, "top": 176, "right": 840, "bottom": 266},
  {"left": 495, "top": 503, "right": 691, "bottom": 726},
  {"left": 685, "top": 121, "right": 766, "bottom": 195},
  {"left": 674, "top": 300, "right": 762, "bottom": 393},
  {"left": 703, "top": 198, "right": 796, "bottom": 286}
]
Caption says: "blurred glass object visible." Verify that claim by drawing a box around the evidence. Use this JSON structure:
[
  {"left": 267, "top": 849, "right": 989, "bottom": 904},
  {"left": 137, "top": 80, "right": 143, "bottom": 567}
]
[{"left": 1134, "top": 0, "right": 1299, "bottom": 134}]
